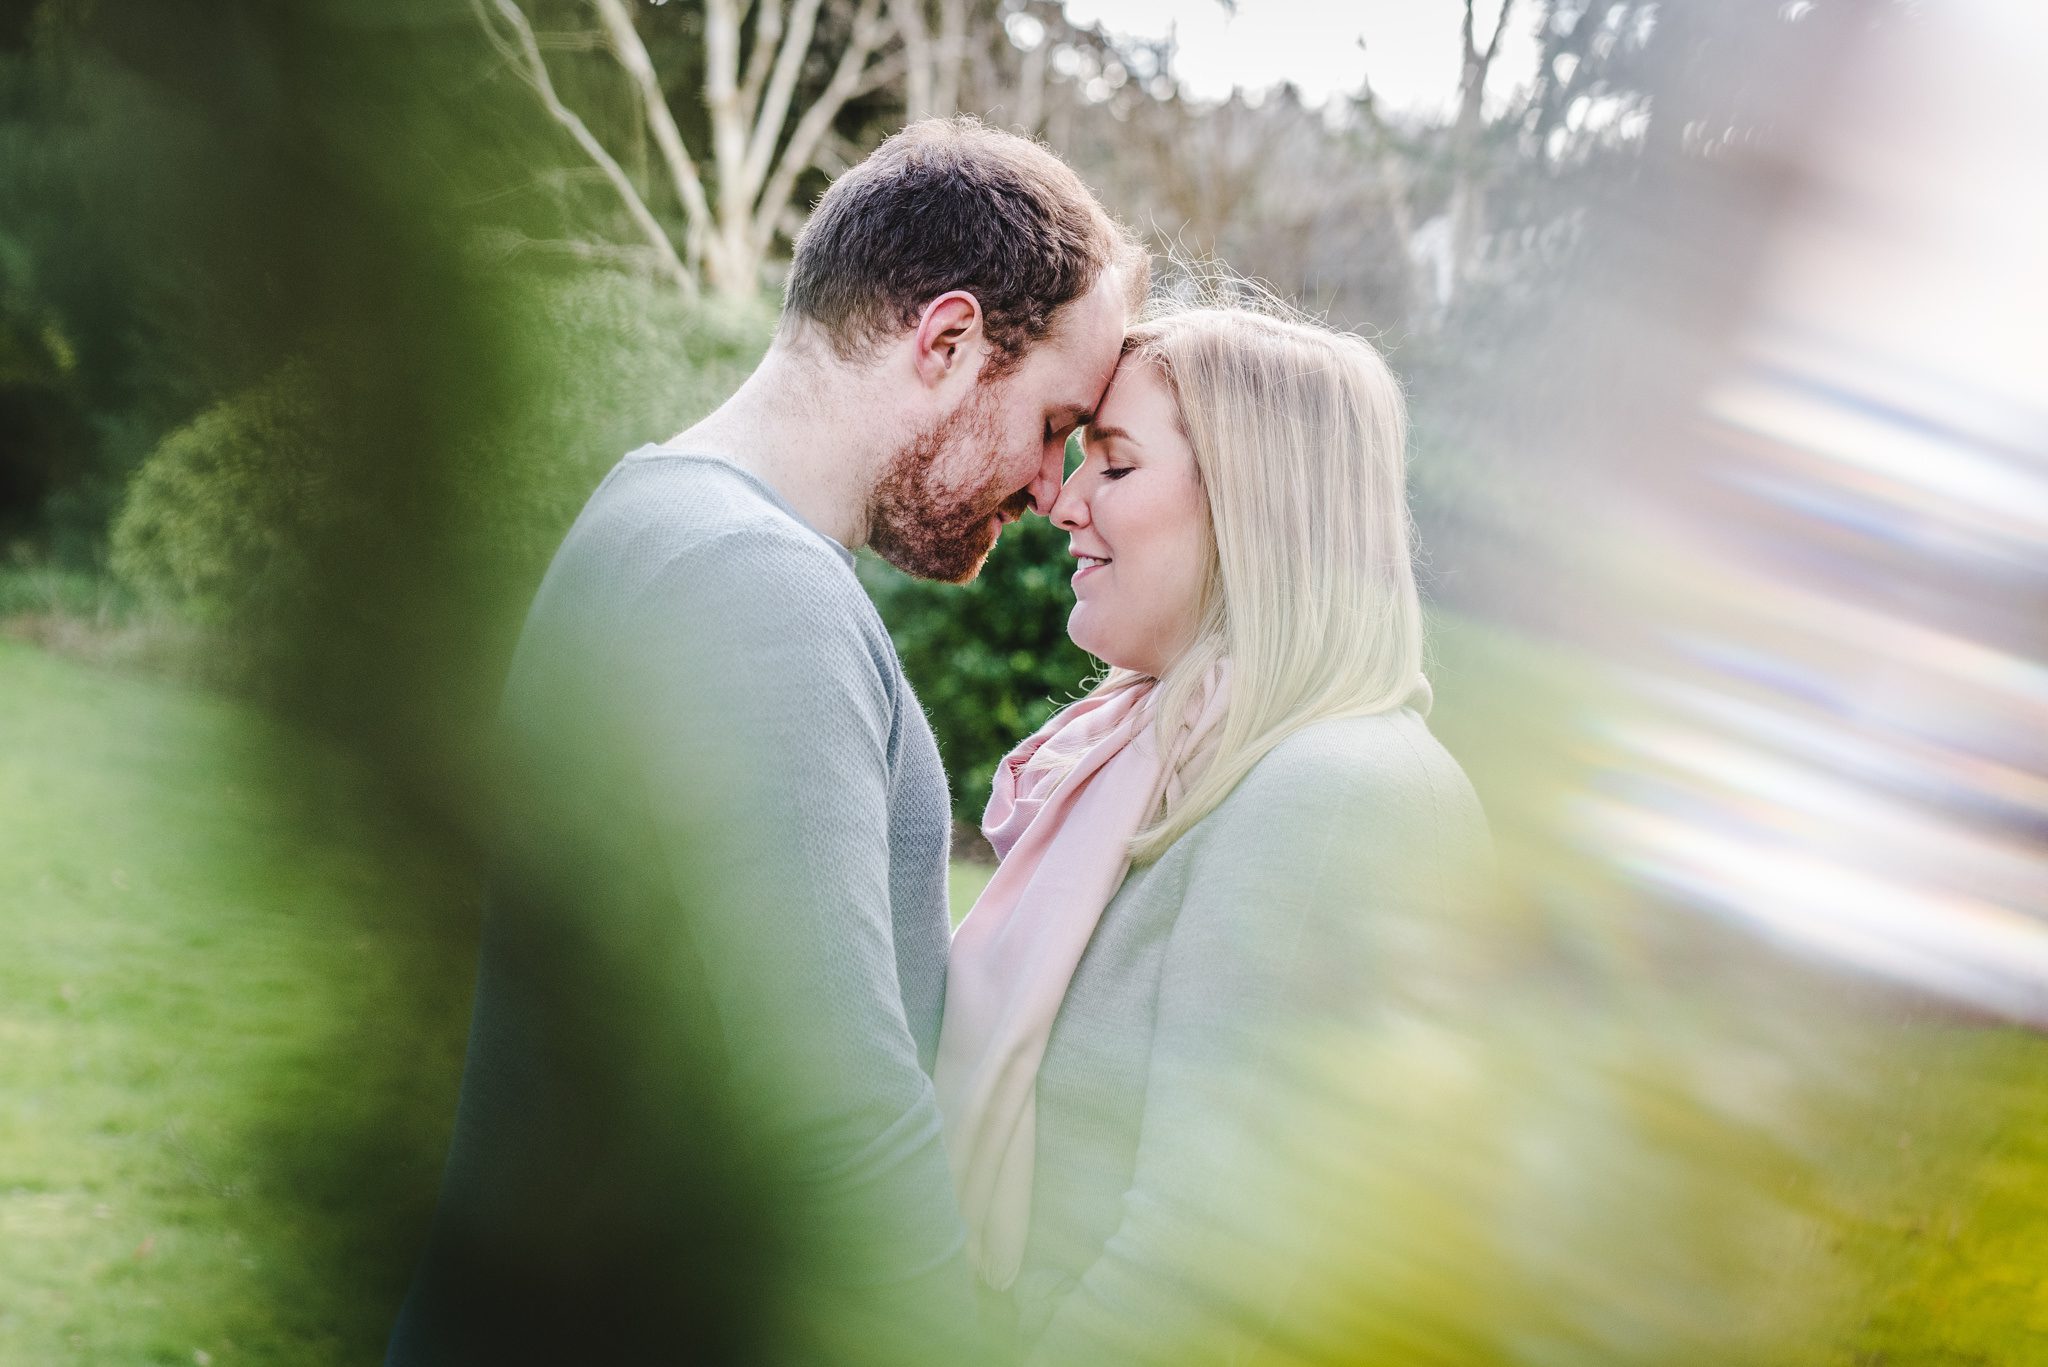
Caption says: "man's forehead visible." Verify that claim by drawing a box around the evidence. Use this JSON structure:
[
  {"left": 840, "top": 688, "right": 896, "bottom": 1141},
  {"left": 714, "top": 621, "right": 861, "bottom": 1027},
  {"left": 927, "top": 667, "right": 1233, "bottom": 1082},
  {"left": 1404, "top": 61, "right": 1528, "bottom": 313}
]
[
  {"left": 1071, "top": 265, "right": 1135, "bottom": 351},
  {"left": 1032, "top": 271, "right": 1128, "bottom": 394}
]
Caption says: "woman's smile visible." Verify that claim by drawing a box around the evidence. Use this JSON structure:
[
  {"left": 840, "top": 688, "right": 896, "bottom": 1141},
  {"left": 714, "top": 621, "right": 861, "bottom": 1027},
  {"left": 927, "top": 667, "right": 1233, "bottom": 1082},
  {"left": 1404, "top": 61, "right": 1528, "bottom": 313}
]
[{"left": 1070, "top": 551, "right": 1111, "bottom": 584}]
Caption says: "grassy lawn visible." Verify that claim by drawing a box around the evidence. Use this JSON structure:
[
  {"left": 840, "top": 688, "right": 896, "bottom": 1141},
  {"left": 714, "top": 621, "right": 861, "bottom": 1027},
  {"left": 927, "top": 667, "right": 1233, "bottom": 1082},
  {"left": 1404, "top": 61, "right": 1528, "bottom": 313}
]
[
  {"left": 948, "top": 860, "right": 994, "bottom": 924},
  {"left": 0, "top": 639, "right": 471, "bottom": 1364},
  {"left": 3, "top": 635, "right": 2045, "bottom": 1363}
]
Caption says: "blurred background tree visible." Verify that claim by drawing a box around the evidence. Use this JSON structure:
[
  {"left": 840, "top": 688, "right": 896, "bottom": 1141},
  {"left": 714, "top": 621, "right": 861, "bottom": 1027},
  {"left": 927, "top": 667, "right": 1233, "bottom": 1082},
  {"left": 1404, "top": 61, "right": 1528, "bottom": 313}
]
[{"left": 0, "top": 0, "right": 1831, "bottom": 811}]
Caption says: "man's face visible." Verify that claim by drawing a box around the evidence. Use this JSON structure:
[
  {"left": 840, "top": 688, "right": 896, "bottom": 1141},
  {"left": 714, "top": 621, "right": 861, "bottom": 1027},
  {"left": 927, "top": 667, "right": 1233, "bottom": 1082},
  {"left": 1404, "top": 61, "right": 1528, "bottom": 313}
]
[{"left": 868, "top": 270, "right": 1128, "bottom": 583}]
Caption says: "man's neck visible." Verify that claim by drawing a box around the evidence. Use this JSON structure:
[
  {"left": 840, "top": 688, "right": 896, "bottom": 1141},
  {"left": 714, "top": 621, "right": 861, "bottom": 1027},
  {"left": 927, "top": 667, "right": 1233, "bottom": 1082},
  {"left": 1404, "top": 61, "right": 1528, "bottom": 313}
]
[{"left": 671, "top": 344, "right": 893, "bottom": 551}]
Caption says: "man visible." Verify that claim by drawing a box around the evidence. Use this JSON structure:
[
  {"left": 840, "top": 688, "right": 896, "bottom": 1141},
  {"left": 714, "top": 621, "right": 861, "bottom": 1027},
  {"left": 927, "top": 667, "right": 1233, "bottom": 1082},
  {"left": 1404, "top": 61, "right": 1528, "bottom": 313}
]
[{"left": 388, "top": 118, "right": 1144, "bottom": 1365}]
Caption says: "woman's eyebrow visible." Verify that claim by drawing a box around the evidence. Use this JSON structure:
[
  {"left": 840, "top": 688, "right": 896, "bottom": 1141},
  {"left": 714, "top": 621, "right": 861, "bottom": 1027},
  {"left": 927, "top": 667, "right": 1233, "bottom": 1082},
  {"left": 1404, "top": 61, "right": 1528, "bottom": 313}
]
[{"left": 1085, "top": 422, "right": 1139, "bottom": 448}]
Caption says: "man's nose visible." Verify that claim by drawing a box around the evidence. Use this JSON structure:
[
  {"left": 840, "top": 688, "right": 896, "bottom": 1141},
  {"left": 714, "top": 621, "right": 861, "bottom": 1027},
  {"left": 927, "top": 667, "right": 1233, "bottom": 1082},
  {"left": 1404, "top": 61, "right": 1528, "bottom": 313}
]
[{"left": 1026, "top": 439, "right": 1067, "bottom": 516}]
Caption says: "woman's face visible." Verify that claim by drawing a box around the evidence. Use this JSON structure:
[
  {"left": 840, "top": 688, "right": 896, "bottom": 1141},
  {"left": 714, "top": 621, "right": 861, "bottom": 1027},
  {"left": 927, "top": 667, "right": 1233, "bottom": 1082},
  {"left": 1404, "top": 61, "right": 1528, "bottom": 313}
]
[{"left": 1049, "top": 357, "right": 1212, "bottom": 676}]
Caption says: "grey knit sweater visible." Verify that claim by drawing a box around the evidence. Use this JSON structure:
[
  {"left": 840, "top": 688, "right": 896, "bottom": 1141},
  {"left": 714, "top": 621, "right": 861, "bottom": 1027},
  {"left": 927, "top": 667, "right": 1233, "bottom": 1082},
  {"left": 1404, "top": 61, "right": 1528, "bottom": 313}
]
[
  {"left": 389, "top": 449, "right": 973, "bottom": 1363},
  {"left": 1009, "top": 697, "right": 1494, "bottom": 1365}
]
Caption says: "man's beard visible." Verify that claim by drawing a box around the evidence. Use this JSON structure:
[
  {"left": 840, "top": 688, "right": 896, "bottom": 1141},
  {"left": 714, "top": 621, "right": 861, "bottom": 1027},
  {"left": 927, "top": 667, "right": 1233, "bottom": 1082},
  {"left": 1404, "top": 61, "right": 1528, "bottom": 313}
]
[{"left": 867, "top": 386, "right": 1031, "bottom": 583}]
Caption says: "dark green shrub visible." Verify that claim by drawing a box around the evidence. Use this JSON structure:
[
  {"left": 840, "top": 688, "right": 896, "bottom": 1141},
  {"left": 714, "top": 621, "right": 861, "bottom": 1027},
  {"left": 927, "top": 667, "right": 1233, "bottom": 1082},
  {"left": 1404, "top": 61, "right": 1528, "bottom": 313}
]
[{"left": 108, "top": 366, "right": 323, "bottom": 619}]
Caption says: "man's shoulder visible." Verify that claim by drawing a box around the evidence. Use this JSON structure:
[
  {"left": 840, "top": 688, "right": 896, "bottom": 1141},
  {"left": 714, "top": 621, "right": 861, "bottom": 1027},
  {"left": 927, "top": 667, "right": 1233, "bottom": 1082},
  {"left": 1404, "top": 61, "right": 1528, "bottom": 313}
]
[
  {"left": 541, "top": 448, "right": 883, "bottom": 631},
  {"left": 518, "top": 448, "right": 898, "bottom": 680},
  {"left": 575, "top": 448, "right": 854, "bottom": 578}
]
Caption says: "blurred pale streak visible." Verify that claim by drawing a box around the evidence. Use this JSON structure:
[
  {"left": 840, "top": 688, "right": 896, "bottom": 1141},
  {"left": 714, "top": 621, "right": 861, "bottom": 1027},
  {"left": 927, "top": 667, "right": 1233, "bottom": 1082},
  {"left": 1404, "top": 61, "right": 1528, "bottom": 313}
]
[{"left": 1576, "top": 0, "right": 2048, "bottom": 1021}]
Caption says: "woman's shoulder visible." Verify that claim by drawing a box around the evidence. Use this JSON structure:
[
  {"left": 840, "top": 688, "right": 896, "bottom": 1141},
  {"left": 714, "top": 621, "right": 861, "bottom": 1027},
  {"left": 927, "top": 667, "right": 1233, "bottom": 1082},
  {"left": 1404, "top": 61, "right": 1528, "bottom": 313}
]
[
  {"left": 1227, "top": 708, "right": 1482, "bottom": 825},
  {"left": 1168, "top": 706, "right": 1494, "bottom": 901},
  {"left": 1162, "top": 705, "right": 1497, "bottom": 970}
]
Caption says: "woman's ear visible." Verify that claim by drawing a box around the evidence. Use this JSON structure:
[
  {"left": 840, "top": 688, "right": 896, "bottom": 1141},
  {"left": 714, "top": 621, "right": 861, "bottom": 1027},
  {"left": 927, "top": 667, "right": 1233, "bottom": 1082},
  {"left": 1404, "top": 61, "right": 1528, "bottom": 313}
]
[{"left": 912, "top": 290, "right": 987, "bottom": 390}]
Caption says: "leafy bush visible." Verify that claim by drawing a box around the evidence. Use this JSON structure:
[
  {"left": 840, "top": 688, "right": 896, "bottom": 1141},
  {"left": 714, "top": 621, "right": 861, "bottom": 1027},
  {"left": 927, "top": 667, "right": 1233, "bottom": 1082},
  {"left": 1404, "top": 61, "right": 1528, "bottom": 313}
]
[
  {"left": 107, "top": 366, "right": 324, "bottom": 619},
  {"left": 472, "top": 268, "right": 776, "bottom": 588},
  {"left": 108, "top": 269, "right": 773, "bottom": 629}
]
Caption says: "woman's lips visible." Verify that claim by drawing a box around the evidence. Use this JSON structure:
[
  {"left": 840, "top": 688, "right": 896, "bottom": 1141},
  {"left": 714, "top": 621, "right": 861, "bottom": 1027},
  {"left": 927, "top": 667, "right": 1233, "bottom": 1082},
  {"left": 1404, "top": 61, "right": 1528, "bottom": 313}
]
[{"left": 1072, "top": 555, "right": 1110, "bottom": 584}]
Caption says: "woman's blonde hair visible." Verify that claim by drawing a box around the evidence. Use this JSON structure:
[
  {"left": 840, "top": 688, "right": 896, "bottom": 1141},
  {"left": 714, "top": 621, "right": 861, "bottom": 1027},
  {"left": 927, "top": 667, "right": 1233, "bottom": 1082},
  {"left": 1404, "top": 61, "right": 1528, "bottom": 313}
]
[{"left": 1105, "top": 291, "right": 1423, "bottom": 864}]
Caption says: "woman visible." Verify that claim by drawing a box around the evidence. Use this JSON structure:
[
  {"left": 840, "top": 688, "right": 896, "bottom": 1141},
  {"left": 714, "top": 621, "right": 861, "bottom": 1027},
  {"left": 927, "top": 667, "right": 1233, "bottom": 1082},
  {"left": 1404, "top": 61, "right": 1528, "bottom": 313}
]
[{"left": 933, "top": 301, "right": 1494, "bottom": 1364}]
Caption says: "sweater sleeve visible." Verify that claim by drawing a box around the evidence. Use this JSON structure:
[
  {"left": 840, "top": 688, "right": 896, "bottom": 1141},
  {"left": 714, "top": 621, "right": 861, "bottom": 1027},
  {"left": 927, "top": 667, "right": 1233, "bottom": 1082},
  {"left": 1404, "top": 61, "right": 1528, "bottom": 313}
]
[
  {"left": 622, "top": 528, "right": 979, "bottom": 1350},
  {"left": 1023, "top": 717, "right": 1493, "bottom": 1366}
]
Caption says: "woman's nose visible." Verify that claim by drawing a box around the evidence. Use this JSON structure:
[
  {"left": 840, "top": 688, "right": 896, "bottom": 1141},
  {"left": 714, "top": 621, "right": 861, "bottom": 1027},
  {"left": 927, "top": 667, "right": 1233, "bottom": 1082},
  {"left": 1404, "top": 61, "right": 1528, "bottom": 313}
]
[{"left": 1048, "top": 470, "right": 1089, "bottom": 530}]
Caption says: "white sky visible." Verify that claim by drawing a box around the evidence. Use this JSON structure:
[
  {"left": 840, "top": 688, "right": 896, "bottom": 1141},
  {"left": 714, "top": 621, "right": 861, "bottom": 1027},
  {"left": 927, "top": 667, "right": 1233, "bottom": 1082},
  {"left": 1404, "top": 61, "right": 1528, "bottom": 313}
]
[{"left": 1058, "top": 0, "right": 1543, "bottom": 117}]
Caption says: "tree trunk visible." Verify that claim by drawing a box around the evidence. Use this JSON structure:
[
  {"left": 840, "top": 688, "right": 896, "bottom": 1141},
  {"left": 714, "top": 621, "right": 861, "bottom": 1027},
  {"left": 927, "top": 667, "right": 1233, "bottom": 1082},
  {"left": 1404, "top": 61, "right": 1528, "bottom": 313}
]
[
  {"left": 890, "top": 0, "right": 935, "bottom": 121},
  {"left": 932, "top": 0, "right": 967, "bottom": 118},
  {"left": 1444, "top": 0, "right": 1517, "bottom": 309}
]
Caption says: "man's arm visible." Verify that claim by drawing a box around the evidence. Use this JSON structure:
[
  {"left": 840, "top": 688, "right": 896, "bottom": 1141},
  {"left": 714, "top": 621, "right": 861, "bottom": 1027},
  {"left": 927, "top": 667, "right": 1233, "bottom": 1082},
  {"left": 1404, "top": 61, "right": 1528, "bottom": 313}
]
[{"left": 622, "top": 527, "right": 978, "bottom": 1353}]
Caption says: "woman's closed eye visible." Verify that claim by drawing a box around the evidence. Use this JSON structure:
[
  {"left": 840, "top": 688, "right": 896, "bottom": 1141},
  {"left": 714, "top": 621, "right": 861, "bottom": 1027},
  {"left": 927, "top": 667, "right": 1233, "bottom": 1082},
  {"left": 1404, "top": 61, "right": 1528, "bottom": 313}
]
[{"left": 1101, "top": 464, "right": 1133, "bottom": 480}]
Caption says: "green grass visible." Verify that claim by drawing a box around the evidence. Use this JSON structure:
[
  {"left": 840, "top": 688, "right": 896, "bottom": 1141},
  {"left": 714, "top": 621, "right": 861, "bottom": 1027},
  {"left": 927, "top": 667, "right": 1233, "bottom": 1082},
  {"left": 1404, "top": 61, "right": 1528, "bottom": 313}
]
[
  {"left": 3, "top": 636, "right": 2046, "bottom": 1364},
  {"left": 948, "top": 859, "right": 994, "bottom": 925},
  {"left": 0, "top": 638, "right": 472, "bottom": 1364},
  {"left": 0, "top": 566, "right": 216, "bottom": 687}
]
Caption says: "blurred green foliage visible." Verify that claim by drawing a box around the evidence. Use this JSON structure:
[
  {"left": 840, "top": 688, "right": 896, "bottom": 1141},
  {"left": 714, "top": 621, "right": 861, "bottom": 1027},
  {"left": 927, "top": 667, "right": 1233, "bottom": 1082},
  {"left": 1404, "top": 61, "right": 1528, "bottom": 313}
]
[
  {"left": 0, "top": 0, "right": 752, "bottom": 1355},
  {"left": 0, "top": 8, "right": 213, "bottom": 563}
]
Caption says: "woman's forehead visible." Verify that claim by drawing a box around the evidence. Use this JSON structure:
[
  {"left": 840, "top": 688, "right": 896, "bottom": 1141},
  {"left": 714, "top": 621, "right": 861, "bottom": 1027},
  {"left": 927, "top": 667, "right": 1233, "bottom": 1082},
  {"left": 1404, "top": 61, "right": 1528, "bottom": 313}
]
[{"left": 1095, "top": 354, "right": 1169, "bottom": 419}]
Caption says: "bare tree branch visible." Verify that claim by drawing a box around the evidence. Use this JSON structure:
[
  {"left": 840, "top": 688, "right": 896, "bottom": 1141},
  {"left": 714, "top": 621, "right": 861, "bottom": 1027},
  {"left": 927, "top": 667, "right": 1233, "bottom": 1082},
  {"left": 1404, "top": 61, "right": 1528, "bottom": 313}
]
[
  {"left": 457, "top": 165, "right": 615, "bottom": 210},
  {"left": 851, "top": 48, "right": 912, "bottom": 102},
  {"left": 475, "top": 227, "right": 670, "bottom": 270},
  {"left": 817, "top": 129, "right": 866, "bottom": 175},
  {"left": 593, "top": 0, "right": 714, "bottom": 273},
  {"left": 740, "top": 0, "right": 787, "bottom": 114},
  {"left": 751, "top": 0, "right": 887, "bottom": 256},
  {"left": 743, "top": 0, "right": 831, "bottom": 197},
  {"left": 704, "top": 0, "right": 749, "bottom": 207},
  {"left": 474, "top": 0, "right": 692, "bottom": 294},
  {"left": 1485, "top": 0, "right": 1519, "bottom": 64},
  {"left": 1463, "top": 0, "right": 1520, "bottom": 66},
  {"left": 533, "top": 28, "right": 608, "bottom": 52},
  {"left": 889, "top": 0, "right": 935, "bottom": 121},
  {"left": 932, "top": 0, "right": 967, "bottom": 117}
]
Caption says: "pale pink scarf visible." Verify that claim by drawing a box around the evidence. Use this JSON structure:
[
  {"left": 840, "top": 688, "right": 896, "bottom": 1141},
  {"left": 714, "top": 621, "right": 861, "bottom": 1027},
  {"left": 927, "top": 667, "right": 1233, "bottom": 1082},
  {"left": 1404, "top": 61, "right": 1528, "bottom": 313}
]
[{"left": 933, "top": 663, "right": 1229, "bottom": 1289}]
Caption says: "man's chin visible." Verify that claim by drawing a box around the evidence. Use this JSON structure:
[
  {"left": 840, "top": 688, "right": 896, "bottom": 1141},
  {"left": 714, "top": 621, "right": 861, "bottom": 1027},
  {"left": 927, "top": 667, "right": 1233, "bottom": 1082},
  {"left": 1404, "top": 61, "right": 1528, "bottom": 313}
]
[
  {"left": 921, "top": 531, "right": 1000, "bottom": 585},
  {"left": 871, "top": 516, "right": 1002, "bottom": 584},
  {"left": 934, "top": 551, "right": 993, "bottom": 585}
]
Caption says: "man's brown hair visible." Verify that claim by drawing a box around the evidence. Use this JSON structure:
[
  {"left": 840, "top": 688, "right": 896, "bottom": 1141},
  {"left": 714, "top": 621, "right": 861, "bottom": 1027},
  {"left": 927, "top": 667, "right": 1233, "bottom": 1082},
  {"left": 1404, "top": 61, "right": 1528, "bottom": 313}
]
[{"left": 780, "top": 118, "right": 1146, "bottom": 377}]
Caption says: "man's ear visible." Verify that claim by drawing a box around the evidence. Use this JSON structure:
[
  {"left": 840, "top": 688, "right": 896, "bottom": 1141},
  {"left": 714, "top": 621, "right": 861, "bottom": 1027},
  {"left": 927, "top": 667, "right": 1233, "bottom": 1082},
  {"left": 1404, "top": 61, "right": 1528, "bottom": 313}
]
[{"left": 911, "top": 291, "right": 987, "bottom": 390}]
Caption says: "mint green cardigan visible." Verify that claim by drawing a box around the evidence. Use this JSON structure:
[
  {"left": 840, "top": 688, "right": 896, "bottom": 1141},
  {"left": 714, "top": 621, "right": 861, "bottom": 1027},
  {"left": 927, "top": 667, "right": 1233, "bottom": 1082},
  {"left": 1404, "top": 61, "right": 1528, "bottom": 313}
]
[{"left": 1010, "top": 700, "right": 1494, "bottom": 1365}]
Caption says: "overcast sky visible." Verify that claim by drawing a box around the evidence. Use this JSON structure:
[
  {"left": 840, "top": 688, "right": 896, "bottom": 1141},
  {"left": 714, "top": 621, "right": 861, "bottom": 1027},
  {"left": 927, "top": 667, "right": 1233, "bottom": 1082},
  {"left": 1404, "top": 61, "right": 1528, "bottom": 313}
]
[{"left": 1059, "top": 0, "right": 1542, "bottom": 117}]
